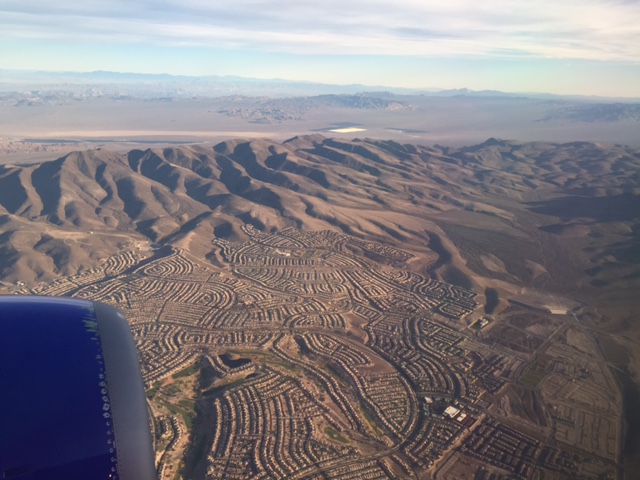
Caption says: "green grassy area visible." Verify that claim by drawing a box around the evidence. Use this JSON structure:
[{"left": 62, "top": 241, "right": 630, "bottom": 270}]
[
  {"left": 265, "top": 360, "right": 296, "bottom": 372},
  {"left": 160, "top": 399, "right": 194, "bottom": 429},
  {"left": 360, "top": 407, "right": 385, "bottom": 436},
  {"left": 325, "top": 426, "right": 349, "bottom": 444},
  {"left": 165, "top": 383, "right": 182, "bottom": 395},
  {"left": 178, "top": 399, "right": 195, "bottom": 409},
  {"left": 172, "top": 362, "right": 200, "bottom": 379},
  {"left": 146, "top": 386, "right": 159, "bottom": 399},
  {"left": 518, "top": 365, "right": 547, "bottom": 387},
  {"left": 226, "top": 349, "right": 268, "bottom": 357},
  {"left": 181, "top": 411, "right": 193, "bottom": 429},
  {"left": 202, "top": 378, "right": 245, "bottom": 397},
  {"left": 162, "top": 400, "right": 179, "bottom": 415}
]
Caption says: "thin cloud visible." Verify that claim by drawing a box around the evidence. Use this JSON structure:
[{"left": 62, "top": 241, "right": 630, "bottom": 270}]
[{"left": 1, "top": 1, "right": 639, "bottom": 61}]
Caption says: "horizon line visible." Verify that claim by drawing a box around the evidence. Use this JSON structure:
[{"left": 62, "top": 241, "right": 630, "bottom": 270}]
[{"left": 2, "top": 68, "right": 640, "bottom": 101}]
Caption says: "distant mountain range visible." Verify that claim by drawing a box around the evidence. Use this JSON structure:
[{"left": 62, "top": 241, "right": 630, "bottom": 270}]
[
  {"left": 2, "top": 69, "right": 639, "bottom": 102},
  {"left": 2, "top": 70, "right": 638, "bottom": 149},
  {"left": 0, "top": 69, "right": 422, "bottom": 97}
]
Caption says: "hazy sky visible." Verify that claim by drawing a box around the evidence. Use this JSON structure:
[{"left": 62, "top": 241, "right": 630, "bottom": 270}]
[{"left": 1, "top": 0, "right": 639, "bottom": 97}]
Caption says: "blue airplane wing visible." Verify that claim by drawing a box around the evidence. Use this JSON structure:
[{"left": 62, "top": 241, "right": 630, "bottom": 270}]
[{"left": 0, "top": 296, "right": 154, "bottom": 480}]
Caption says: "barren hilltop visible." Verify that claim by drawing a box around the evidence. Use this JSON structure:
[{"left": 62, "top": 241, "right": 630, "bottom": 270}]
[
  {"left": 1, "top": 136, "right": 637, "bottom": 320},
  {"left": 1, "top": 135, "right": 639, "bottom": 478}
]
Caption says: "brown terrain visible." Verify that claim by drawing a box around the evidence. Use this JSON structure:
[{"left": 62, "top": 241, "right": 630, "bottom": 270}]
[
  {"left": 1, "top": 136, "right": 637, "bottom": 316},
  {"left": 0, "top": 135, "right": 638, "bottom": 478}
]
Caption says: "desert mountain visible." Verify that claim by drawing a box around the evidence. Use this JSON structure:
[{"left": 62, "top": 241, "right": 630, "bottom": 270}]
[{"left": 0, "top": 135, "right": 638, "bottom": 326}]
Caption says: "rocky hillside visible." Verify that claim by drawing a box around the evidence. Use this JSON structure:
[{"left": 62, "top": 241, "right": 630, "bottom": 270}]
[{"left": 0, "top": 135, "right": 638, "bottom": 325}]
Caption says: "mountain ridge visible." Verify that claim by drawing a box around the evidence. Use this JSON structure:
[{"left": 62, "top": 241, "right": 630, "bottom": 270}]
[
  {"left": 0, "top": 135, "right": 638, "bottom": 329},
  {"left": 3, "top": 69, "right": 639, "bottom": 102}
]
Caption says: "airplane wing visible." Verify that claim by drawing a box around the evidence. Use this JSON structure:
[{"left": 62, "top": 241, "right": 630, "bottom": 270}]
[{"left": 0, "top": 296, "right": 155, "bottom": 480}]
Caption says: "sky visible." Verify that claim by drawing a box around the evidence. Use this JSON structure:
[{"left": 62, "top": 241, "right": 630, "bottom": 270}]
[{"left": 1, "top": 0, "right": 639, "bottom": 97}]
